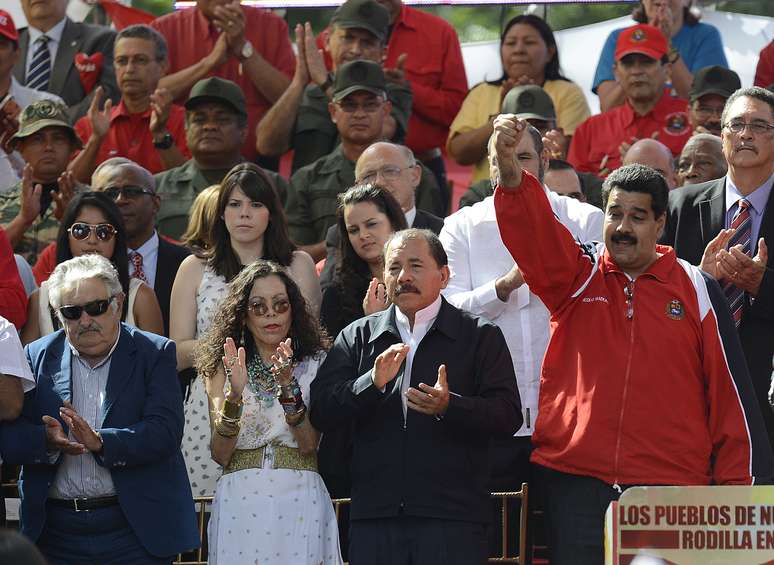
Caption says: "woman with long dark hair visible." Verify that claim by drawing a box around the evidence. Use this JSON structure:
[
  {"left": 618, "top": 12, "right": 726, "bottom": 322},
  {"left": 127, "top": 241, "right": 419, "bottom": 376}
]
[
  {"left": 194, "top": 260, "right": 341, "bottom": 564},
  {"left": 593, "top": 0, "right": 728, "bottom": 111},
  {"left": 447, "top": 14, "right": 590, "bottom": 184},
  {"left": 320, "top": 183, "right": 407, "bottom": 341},
  {"left": 21, "top": 192, "right": 163, "bottom": 343},
  {"left": 170, "top": 162, "right": 320, "bottom": 497}
]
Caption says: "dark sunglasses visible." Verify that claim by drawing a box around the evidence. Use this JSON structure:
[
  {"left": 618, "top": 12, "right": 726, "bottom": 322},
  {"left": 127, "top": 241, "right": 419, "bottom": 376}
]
[
  {"left": 59, "top": 297, "right": 115, "bottom": 320},
  {"left": 68, "top": 222, "right": 118, "bottom": 241},
  {"left": 248, "top": 298, "right": 291, "bottom": 317},
  {"left": 103, "top": 185, "right": 155, "bottom": 200}
]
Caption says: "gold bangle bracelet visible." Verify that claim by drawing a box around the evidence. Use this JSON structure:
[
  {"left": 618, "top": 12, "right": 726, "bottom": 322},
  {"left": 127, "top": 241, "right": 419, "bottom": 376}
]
[{"left": 222, "top": 397, "right": 243, "bottom": 420}]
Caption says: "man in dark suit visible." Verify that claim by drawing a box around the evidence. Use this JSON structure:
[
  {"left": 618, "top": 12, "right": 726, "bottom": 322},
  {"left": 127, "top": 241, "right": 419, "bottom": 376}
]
[
  {"left": 91, "top": 157, "right": 189, "bottom": 337},
  {"left": 319, "top": 141, "right": 443, "bottom": 289},
  {"left": 662, "top": 86, "right": 774, "bottom": 445},
  {"left": 310, "top": 228, "right": 522, "bottom": 565},
  {"left": 13, "top": 0, "right": 119, "bottom": 121},
  {"left": 0, "top": 254, "right": 199, "bottom": 562}
]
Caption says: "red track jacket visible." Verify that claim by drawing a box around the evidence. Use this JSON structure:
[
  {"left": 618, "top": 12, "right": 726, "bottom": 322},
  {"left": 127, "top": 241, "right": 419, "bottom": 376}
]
[{"left": 494, "top": 171, "right": 773, "bottom": 487}]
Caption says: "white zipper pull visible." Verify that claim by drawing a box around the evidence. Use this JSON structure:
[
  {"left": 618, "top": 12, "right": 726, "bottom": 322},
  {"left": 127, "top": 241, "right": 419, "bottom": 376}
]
[{"left": 612, "top": 483, "right": 622, "bottom": 494}]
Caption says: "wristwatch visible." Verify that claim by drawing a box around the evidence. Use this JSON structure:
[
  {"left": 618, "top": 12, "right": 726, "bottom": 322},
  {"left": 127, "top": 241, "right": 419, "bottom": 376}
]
[
  {"left": 239, "top": 40, "right": 254, "bottom": 61},
  {"left": 153, "top": 132, "right": 174, "bottom": 150}
]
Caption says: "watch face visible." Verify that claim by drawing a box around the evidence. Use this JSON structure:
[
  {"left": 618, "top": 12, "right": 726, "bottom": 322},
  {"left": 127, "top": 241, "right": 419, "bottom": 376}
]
[{"left": 242, "top": 41, "right": 254, "bottom": 59}]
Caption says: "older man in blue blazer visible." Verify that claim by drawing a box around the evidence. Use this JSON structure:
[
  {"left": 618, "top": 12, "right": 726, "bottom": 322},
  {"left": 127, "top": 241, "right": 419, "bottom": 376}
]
[{"left": 0, "top": 254, "right": 198, "bottom": 564}]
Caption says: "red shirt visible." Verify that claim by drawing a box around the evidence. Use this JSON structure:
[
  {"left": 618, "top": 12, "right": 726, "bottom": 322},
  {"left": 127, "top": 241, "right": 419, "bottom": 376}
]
[
  {"left": 151, "top": 7, "right": 295, "bottom": 162},
  {"left": 0, "top": 227, "right": 27, "bottom": 329},
  {"left": 318, "top": 6, "right": 467, "bottom": 155},
  {"left": 754, "top": 40, "right": 774, "bottom": 88},
  {"left": 568, "top": 93, "right": 692, "bottom": 176},
  {"left": 74, "top": 100, "right": 190, "bottom": 174},
  {"left": 32, "top": 242, "right": 57, "bottom": 286}
]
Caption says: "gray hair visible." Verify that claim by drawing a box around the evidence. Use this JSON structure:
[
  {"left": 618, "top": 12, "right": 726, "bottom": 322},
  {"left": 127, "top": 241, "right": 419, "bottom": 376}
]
[
  {"left": 115, "top": 24, "right": 168, "bottom": 61},
  {"left": 721, "top": 86, "right": 774, "bottom": 128},
  {"left": 92, "top": 157, "right": 156, "bottom": 193},
  {"left": 48, "top": 255, "right": 123, "bottom": 311},
  {"left": 384, "top": 228, "right": 448, "bottom": 267}
]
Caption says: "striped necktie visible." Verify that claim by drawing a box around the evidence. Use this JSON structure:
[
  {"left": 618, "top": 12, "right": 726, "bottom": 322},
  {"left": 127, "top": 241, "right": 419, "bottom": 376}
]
[
  {"left": 723, "top": 199, "right": 752, "bottom": 327},
  {"left": 27, "top": 35, "right": 52, "bottom": 91}
]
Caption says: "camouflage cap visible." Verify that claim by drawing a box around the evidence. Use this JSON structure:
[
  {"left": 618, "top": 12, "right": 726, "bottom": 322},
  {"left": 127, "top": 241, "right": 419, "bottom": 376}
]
[
  {"left": 689, "top": 66, "right": 741, "bottom": 103},
  {"left": 501, "top": 85, "right": 556, "bottom": 122},
  {"left": 9, "top": 99, "right": 82, "bottom": 149},
  {"left": 185, "top": 77, "right": 247, "bottom": 118},
  {"left": 332, "top": 60, "right": 387, "bottom": 103},
  {"left": 330, "top": 0, "right": 389, "bottom": 43}
]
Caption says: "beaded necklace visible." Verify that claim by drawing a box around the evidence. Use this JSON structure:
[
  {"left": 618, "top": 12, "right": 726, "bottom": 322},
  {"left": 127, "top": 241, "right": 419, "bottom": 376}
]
[{"left": 246, "top": 354, "right": 277, "bottom": 405}]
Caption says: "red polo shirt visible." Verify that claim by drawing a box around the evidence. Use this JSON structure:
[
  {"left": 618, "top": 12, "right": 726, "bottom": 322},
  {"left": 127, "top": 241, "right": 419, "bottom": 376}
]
[
  {"left": 151, "top": 7, "right": 295, "bottom": 162},
  {"left": 74, "top": 100, "right": 190, "bottom": 174},
  {"left": 317, "top": 5, "right": 467, "bottom": 155},
  {"left": 568, "top": 92, "right": 692, "bottom": 177}
]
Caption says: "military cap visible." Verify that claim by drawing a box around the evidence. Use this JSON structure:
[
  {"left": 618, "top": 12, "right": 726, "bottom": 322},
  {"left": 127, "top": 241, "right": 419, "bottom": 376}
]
[
  {"left": 185, "top": 77, "right": 247, "bottom": 118},
  {"left": 330, "top": 0, "right": 390, "bottom": 43},
  {"left": 501, "top": 84, "right": 556, "bottom": 122},
  {"left": 689, "top": 66, "right": 741, "bottom": 103},
  {"left": 9, "top": 99, "right": 82, "bottom": 149},
  {"left": 332, "top": 60, "right": 387, "bottom": 103}
]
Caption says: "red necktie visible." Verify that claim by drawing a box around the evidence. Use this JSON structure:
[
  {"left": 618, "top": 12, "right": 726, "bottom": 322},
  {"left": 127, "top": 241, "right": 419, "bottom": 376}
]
[
  {"left": 130, "top": 251, "right": 147, "bottom": 283},
  {"left": 723, "top": 199, "right": 751, "bottom": 327}
]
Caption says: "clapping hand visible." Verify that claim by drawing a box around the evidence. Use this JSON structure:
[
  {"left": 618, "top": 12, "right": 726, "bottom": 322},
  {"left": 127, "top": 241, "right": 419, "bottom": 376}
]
[
  {"left": 42, "top": 412, "right": 87, "bottom": 455},
  {"left": 87, "top": 87, "right": 112, "bottom": 140},
  {"left": 373, "top": 343, "right": 409, "bottom": 389},
  {"left": 58, "top": 401, "right": 103, "bottom": 453},
  {"left": 384, "top": 53, "right": 408, "bottom": 86},
  {"left": 52, "top": 170, "right": 76, "bottom": 220},
  {"left": 406, "top": 364, "right": 450, "bottom": 416},
  {"left": 363, "top": 277, "right": 389, "bottom": 315},
  {"left": 717, "top": 238, "right": 768, "bottom": 296},
  {"left": 19, "top": 163, "right": 42, "bottom": 225},
  {"left": 270, "top": 338, "right": 294, "bottom": 387},
  {"left": 149, "top": 88, "right": 173, "bottom": 137},
  {"left": 222, "top": 337, "right": 247, "bottom": 400}
]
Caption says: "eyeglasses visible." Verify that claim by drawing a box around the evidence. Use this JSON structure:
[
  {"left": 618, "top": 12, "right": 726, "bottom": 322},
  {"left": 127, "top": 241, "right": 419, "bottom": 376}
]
[
  {"left": 335, "top": 100, "right": 383, "bottom": 113},
  {"left": 693, "top": 105, "right": 724, "bottom": 119},
  {"left": 59, "top": 297, "right": 115, "bottom": 320},
  {"left": 68, "top": 222, "right": 118, "bottom": 241},
  {"left": 357, "top": 164, "right": 414, "bottom": 184},
  {"left": 248, "top": 298, "right": 291, "bottom": 317},
  {"left": 103, "top": 185, "right": 155, "bottom": 200},
  {"left": 723, "top": 120, "right": 774, "bottom": 135}
]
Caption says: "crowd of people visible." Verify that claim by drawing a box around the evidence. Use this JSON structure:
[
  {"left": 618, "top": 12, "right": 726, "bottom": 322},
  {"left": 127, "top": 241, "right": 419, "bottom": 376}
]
[{"left": 0, "top": 0, "right": 773, "bottom": 563}]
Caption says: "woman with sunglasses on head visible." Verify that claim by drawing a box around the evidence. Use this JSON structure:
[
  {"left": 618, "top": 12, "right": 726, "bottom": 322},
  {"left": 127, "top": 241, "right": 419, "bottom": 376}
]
[
  {"left": 170, "top": 162, "right": 321, "bottom": 497},
  {"left": 20, "top": 192, "right": 163, "bottom": 344},
  {"left": 194, "top": 260, "right": 341, "bottom": 564}
]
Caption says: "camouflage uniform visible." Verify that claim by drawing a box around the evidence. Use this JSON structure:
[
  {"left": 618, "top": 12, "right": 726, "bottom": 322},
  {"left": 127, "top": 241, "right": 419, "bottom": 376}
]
[{"left": 0, "top": 182, "right": 61, "bottom": 265}]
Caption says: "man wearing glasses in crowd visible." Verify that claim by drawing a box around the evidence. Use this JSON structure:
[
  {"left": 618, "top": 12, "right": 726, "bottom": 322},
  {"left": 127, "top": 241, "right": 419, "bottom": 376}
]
[
  {"left": 663, "top": 86, "right": 774, "bottom": 449},
  {"left": 0, "top": 254, "right": 199, "bottom": 563},
  {"left": 69, "top": 24, "right": 189, "bottom": 182}
]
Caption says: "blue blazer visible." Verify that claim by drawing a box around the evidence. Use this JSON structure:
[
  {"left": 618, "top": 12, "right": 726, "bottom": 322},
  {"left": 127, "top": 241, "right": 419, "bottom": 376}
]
[{"left": 0, "top": 324, "right": 200, "bottom": 557}]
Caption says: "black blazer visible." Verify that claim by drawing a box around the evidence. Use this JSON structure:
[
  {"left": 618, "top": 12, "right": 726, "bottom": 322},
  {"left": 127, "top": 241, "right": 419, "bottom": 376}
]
[
  {"left": 13, "top": 18, "right": 119, "bottom": 121},
  {"left": 154, "top": 237, "right": 190, "bottom": 337},
  {"left": 310, "top": 299, "right": 522, "bottom": 523},
  {"left": 319, "top": 209, "right": 445, "bottom": 290},
  {"left": 661, "top": 176, "right": 774, "bottom": 443}
]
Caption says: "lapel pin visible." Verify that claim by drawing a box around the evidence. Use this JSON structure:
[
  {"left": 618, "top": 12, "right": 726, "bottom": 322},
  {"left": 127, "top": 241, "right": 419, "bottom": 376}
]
[{"left": 71, "top": 40, "right": 77, "bottom": 47}]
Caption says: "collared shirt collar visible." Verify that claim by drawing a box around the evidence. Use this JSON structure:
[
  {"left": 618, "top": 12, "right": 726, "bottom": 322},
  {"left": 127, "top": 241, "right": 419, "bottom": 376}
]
[
  {"left": 69, "top": 324, "right": 121, "bottom": 369},
  {"left": 319, "top": 145, "right": 350, "bottom": 175},
  {"left": 621, "top": 89, "right": 671, "bottom": 127},
  {"left": 404, "top": 207, "right": 417, "bottom": 227},
  {"left": 112, "top": 99, "right": 152, "bottom": 122},
  {"left": 131, "top": 229, "right": 159, "bottom": 257},
  {"left": 393, "top": 4, "right": 416, "bottom": 30},
  {"left": 394, "top": 294, "right": 442, "bottom": 333},
  {"left": 601, "top": 243, "right": 676, "bottom": 283},
  {"left": 725, "top": 170, "right": 774, "bottom": 217},
  {"left": 29, "top": 17, "right": 67, "bottom": 46}
]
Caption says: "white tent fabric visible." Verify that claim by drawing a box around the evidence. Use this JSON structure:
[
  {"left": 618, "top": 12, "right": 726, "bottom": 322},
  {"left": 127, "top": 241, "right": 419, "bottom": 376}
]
[{"left": 462, "top": 10, "right": 774, "bottom": 114}]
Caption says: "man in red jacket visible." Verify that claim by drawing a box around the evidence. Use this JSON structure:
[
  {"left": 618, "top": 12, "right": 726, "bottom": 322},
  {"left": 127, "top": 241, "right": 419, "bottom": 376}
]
[{"left": 491, "top": 114, "right": 774, "bottom": 565}]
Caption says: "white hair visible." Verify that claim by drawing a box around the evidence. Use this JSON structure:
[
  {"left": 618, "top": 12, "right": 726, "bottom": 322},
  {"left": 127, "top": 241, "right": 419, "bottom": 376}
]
[{"left": 47, "top": 255, "right": 123, "bottom": 311}]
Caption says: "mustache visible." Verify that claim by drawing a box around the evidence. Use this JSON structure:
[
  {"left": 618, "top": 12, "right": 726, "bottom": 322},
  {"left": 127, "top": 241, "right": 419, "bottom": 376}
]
[
  {"left": 611, "top": 233, "right": 637, "bottom": 245},
  {"left": 736, "top": 143, "right": 757, "bottom": 153},
  {"left": 394, "top": 284, "right": 419, "bottom": 295},
  {"left": 76, "top": 322, "right": 102, "bottom": 336}
]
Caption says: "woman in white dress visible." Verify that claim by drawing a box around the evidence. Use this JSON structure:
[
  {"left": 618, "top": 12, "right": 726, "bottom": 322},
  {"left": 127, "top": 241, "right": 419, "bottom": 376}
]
[
  {"left": 194, "top": 260, "right": 342, "bottom": 564},
  {"left": 170, "top": 163, "right": 321, "bottom": 497},
  {"left": 21, "top": 192, "right": 163, "bottom": 344}
]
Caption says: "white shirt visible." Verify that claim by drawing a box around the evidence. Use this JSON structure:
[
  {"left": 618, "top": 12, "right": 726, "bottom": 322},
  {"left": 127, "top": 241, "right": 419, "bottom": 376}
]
[
  {"left": 440, "top": 188, "right": 603, "bottom": 436},
  {"left": 394, "top": 295, "right": 443, "bottom": 419},
  {"left": 128, "top": 231, "right": 159, "bottom": 289},
  {"left": 0, "top": 315, "right": 35, "bottom": 466},
  {"left": 0, "top": 77, "right": 64, "bottom": 192},
  {"left": 25, "top": 17, "right": 67, "bottom": 81},
  {"left": 404, "top": 207, "right": 417, "bottom": 228}
]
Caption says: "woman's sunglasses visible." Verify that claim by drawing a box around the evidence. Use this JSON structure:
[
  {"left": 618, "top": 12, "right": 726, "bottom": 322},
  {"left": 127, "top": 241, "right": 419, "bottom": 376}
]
[
  {"left": 248, "top": 299, "right": 291, "bottom": 317},
  {"left": 68, "top": 222, "right": 118, "bottom": 242},
  {"left": 59, "top": 297, "right": 115, "bottom": 320}
]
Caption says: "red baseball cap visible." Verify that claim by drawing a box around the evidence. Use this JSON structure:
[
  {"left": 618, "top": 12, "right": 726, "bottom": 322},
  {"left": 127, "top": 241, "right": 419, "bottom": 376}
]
[
  {"left": 615, "top": 24, "right": 668, "bottom": 62},
  {"left": 0, "top": 10, "right": 18, "bottom": 43}
]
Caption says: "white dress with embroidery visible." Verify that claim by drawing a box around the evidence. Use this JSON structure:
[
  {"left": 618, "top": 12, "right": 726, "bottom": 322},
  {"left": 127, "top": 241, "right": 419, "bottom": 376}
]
[
  {"left": 182, "top": 265, "right": 227, "bottom": 497},
  {"left": 208, "top": 353, "right": 343, "bottom": 565}
]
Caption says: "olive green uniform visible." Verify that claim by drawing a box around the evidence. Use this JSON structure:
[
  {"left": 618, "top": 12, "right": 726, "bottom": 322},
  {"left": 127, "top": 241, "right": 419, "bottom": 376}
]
[
  {"left": 291, "top": 81, "right": 413, "bottom": 174},
  {"left": 155, "top": 159, "right": 289, "bottom": 240},
  {"left": 286, "top": 145, "right": 442, "bottom": 246}
]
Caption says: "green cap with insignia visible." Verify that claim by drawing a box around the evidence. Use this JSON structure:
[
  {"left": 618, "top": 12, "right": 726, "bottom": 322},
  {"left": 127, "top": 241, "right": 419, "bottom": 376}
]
[
  {"left": 330, "top": 0, "right": 389, "bottom": 43},
  {"left": 332, "top": 60, "right": 387, "bottom": 103},
  {"left": 185, "top": 77, "right": 247, "bottom": 118},
  {"left": 501, "top": 85, "right": 556, "bottom": 122},
  {"left": 9, "top": 99, "right": 82, "bottom": 149}
]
